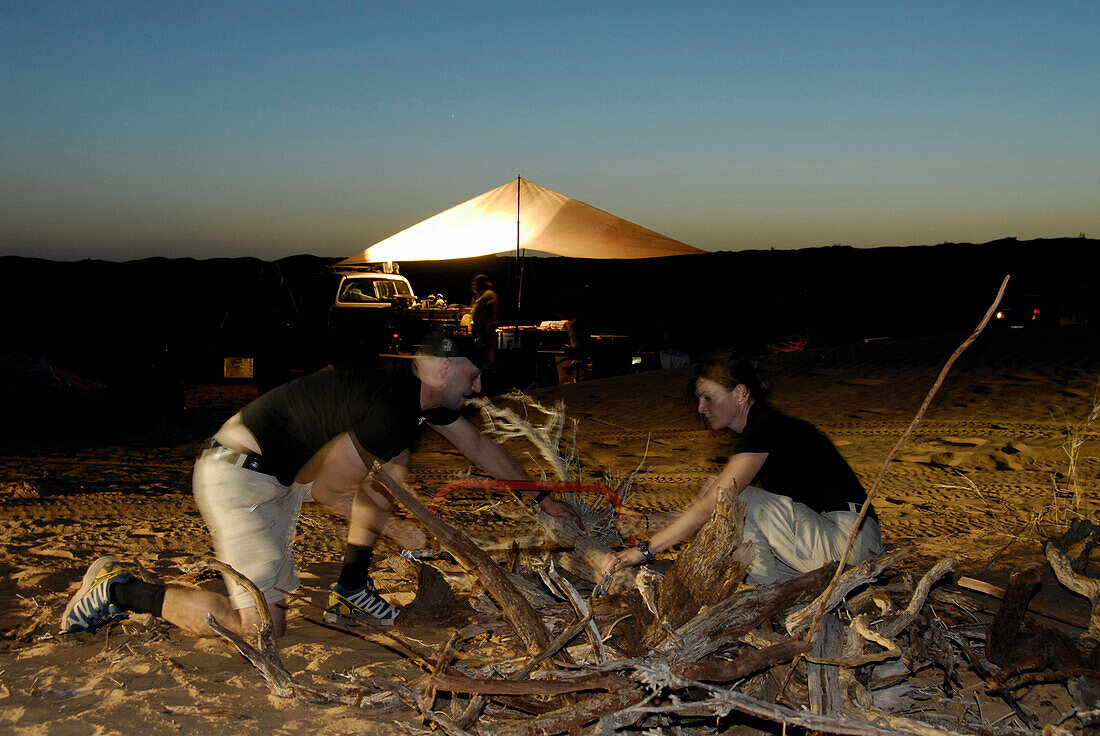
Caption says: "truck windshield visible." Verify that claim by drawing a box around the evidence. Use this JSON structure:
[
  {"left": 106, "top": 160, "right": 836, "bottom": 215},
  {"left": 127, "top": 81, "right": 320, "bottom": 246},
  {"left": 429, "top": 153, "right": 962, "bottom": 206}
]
[{"left": 338, "top": 277, "right": 412, "bottom": 304}]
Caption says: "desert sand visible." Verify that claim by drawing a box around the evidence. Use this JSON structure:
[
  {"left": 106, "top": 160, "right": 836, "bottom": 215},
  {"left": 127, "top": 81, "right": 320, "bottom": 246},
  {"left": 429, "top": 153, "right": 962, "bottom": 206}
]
[{"left": 0, "top": 326, "right": 1097, "bottom": 734}]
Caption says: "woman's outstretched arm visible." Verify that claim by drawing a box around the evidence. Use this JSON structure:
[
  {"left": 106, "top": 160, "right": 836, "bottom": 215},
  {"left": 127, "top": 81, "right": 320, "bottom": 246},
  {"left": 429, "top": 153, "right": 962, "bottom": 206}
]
[{"left": 602, "top": 450, "right": 767, "bottom": 573}]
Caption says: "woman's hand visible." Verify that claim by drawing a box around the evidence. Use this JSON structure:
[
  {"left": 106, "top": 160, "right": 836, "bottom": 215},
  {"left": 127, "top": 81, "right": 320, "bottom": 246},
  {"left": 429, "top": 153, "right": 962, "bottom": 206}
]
[{"left": 599, "top": 547, "right": 646, "bottom": 576}]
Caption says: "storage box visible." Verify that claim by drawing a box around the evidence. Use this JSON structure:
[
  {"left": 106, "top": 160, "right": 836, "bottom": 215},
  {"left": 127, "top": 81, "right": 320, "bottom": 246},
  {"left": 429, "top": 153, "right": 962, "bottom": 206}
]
[
  {"left": 497, "top": 327, "right": 518, "bottom": 350},
  {"left": 223, "top": 357, "right": 254, "bottom": 379}
]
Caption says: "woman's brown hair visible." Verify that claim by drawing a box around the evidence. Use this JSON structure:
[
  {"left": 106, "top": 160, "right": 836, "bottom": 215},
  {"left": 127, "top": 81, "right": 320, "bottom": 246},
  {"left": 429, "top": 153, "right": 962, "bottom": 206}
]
[{"left": 690, "top": 350, "right": 770, "bottom": 402}]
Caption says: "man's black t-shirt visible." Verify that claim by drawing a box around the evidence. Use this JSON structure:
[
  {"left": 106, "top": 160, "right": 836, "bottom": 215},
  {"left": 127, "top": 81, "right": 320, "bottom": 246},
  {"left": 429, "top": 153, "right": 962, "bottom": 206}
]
[
  {"left": 733, "top": 403, "right": 871, "bottom": 516},
  {"left": 239, "top": 359, "right": 460, "bottom": 485}
]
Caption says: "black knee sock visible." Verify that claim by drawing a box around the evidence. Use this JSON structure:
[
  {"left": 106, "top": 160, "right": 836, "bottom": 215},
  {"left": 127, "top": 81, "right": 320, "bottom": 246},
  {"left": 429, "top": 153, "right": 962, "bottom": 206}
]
[
  {"left": 338, "top": 543, "right": 373, "bottom": 590},
  {"left": 111, "top": 579, "right": 167, "bottom": 618}
]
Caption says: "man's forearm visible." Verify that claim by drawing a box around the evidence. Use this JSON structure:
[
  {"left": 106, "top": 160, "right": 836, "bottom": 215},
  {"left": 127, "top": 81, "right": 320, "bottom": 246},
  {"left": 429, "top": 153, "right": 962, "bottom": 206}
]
[{"left": 470, "top": 435, "right": 528, "bottom": 481}]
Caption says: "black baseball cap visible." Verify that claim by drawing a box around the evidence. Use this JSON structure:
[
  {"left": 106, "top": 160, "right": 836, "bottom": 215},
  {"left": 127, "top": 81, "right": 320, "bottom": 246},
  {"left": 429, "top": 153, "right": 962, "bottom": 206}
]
[{"left": 418, "top": 329, "right": 489, "bottom": 368}]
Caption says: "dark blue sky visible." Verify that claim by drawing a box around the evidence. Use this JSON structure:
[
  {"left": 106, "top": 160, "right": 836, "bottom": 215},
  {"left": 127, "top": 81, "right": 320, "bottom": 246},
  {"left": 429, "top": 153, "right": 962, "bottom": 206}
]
[{"left": 2, "top": 1, "right": 1097, "bottom": 260}]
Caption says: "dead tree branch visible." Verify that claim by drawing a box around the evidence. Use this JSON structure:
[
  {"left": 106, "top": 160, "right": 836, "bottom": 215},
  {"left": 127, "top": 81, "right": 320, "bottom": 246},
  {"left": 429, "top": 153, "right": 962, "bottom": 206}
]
[
  {"left": 991, "top": 668, "right": 1100, "bottom": 693},
  {"left": 191, "top": 560, "right": 357, "bottom": 705},
  {"left": 370, "top": 463, "right": 560, "bottom": 659},
  {"left": 428, "top": 671, "right": 630, "bottom": 696},
  {"left": 955, "top": 576, "right": 1092, "bottom": 629},
  {"left": 786, "top": 547, "right": 914, "bottom": 636},
  {"left": 674, "top": 637, "right": 811, "bottom": 682},
  {"left": 805, "top": 274, "right": 1009, "bottom": 643},
  {"left": 660, "top": 563, "right": 837, "bottom": 665},
  {"left": 807, "top": 614, "right": 901, "bottom": 668},
  {"left": 652, "top": 488, "right": 752, "bottom": 634},
  {"left": 619, "top": 681, "right": 911, "bottom": 736},
  {"left": 1045, "top": 540, "right": 1100, "bottom": 643},
  {"left": 188, "top": 559, "right": 295, "bottom": 698},
  {"left": 513, "top": 611, "right": 595, "bottom": 679},
  {"left": 540, "top": 560, "right": 607, "bottom": 664},
  {"left": 279, "top": 585, "right": 445, "bottom": 671},
  {"left": 880, "top": 557, "right": 956, "bottom": 639},
  {"left": 1048, "top": 519, "right": 1100, "bottom": 574},
  {"left": 493, "top": 687, "right": 647, "bottom": 736}
]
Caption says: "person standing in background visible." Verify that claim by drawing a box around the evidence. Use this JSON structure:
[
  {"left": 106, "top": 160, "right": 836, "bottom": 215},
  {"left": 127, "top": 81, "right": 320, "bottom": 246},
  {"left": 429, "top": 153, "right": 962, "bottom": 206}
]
[{"left": 470, "top": 274, "right": 499, "bottom": 382}]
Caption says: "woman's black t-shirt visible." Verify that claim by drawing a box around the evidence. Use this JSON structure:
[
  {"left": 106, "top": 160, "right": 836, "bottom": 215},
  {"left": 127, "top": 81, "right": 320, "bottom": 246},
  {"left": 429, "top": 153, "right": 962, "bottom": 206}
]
[{"left": 732, "top": 403, "right": 872, "bottom": 517}]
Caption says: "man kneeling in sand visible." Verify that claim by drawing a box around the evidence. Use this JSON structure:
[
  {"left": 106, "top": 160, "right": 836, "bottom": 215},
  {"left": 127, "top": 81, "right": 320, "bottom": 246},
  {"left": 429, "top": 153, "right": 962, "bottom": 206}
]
[{"left": 60, "top": 333, "right": 581, "bottom": 638}]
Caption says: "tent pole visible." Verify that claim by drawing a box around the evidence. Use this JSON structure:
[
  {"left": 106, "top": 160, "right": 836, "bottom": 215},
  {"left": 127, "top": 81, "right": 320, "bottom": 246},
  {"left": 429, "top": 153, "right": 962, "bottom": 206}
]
[{"left": 515, "top": 175, "right": 523, "bottom": 315}]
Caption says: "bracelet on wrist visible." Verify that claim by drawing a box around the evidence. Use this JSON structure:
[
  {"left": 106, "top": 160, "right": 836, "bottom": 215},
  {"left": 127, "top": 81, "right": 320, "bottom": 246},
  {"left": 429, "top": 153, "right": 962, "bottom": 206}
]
[{"left": 533, "top": 490, "right": 551, "bottom": 504}]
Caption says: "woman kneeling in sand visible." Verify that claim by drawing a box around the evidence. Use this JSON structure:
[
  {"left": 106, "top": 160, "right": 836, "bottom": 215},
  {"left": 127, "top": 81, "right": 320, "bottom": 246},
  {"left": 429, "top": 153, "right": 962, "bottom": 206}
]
[{"left": 601, "top": 351, "right": 884, "bottom": 584}]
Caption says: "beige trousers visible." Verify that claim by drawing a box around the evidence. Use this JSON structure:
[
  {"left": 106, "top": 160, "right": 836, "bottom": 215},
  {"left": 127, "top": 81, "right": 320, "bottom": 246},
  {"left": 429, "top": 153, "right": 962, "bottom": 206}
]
[{"left": 739, "top": 485, "right": 885, "bottom": 584}]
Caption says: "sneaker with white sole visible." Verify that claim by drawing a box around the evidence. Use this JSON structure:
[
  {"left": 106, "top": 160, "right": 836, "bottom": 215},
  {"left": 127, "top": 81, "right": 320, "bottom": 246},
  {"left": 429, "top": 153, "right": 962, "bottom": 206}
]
[
  {"left": 324, "top": 579, "right": 400, "bottom": 626},
  {"left": 60, "top": 555, "right": 134, "bottom": 634}
]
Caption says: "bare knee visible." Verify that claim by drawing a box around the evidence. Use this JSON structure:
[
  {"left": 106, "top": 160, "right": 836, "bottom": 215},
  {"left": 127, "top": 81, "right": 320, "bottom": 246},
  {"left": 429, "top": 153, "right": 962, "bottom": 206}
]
[{"left": 234, "top": 602, "right": 287, "bottom": 638}]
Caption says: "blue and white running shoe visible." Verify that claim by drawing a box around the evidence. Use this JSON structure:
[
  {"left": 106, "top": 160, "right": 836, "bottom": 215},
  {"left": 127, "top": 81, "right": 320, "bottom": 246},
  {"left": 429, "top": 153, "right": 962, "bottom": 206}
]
[{"left": 60, "top": 555, "right": 134, "bottom": 634}]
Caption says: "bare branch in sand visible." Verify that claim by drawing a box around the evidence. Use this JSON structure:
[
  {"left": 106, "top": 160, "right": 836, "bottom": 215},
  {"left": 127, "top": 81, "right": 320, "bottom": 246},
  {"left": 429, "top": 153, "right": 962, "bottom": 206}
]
[
  {"left": 1045, "top": 540, "right": 1100, "bottom": 643},
  {"left": 805, "top": 275, "right": 1011, "bottom": 644},
  {"left": 369, "top": 463, "right": 561, "bottom": 659}
]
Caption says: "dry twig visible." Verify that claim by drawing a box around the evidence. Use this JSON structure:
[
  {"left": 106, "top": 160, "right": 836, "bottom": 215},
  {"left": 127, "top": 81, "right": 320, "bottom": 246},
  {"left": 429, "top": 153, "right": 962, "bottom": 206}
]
[{"left": 805, "top": 274, "right": 1010, "bottom": 643}]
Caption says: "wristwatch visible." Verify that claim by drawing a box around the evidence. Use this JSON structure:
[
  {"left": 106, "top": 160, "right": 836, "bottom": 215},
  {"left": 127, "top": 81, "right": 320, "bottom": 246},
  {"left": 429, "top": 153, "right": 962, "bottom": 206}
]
[{"left": 636, "top": 540, "right": 655, "bottom": 564}]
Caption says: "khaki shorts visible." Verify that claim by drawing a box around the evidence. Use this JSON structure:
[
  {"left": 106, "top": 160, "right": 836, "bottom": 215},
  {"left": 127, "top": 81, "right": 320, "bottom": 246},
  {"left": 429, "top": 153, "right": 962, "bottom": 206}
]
[
  {"left": 192, "top": 448, "right": 312, "bottom": 610},
  {"left": 739, "top": 485, "right": 885, "bottom": 585}
]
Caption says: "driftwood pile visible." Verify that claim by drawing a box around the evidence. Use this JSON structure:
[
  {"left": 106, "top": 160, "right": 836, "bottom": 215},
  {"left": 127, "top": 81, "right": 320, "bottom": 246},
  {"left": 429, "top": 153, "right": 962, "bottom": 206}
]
[
  {"left": 208, "top": 470, "right": 1100, "bottom": 736},
  {"left": 201, "top": 386, "right": 1100, "bottom": 736}
]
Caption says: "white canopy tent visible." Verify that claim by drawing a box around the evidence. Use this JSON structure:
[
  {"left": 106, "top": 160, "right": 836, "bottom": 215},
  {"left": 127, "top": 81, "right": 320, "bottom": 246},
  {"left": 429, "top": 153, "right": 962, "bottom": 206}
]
[{"left": 337, "top": 177, "right": 704, "bottom": 266}]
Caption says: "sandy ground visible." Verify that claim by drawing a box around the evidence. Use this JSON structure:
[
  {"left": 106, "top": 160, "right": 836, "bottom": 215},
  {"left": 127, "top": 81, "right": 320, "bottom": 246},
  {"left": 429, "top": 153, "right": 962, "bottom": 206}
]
[{"left": 1, "top": 327, "right": 1098, "bottom": 734}]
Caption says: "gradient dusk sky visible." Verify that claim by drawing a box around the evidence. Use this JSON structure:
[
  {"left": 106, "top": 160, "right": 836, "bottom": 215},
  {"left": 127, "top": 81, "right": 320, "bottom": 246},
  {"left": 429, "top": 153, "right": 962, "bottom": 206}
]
[{"left": 2, "top": 1, "right": 1097, "bottom": 261}]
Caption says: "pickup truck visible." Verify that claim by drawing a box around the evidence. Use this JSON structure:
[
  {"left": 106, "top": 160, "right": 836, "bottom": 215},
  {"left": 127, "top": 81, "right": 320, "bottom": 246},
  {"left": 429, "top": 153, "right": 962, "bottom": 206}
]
[{"left": 327, "top": 269, "right": 470, "bottom": 359}]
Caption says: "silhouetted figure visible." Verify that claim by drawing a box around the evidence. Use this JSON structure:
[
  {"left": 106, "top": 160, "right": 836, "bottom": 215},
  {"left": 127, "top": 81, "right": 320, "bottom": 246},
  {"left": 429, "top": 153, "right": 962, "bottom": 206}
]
[
  {"left": 470, "top": 275, "right": 499, "bottom": 385},
  {"left": 470, "top": 275, "right": 498, "bottom": 347}
]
